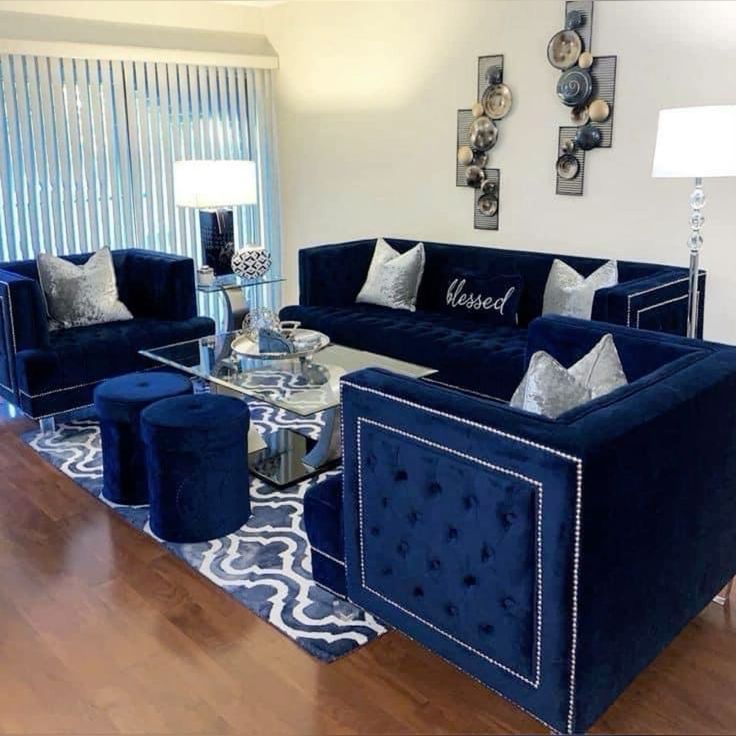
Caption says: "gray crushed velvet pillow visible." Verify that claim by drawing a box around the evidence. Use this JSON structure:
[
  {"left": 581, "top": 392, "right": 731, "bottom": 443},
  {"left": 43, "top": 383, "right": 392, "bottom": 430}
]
[
  {"left": 542, "top": 258, "right": 618, "bottom": 319},
  {"left": 510, "top": 333, "right": 628, "bottom": 418},
  {"left": 37, "top": 248, "right": 133, "bottom": 329},
  {"left": 356, "top": 238, "right": 425, "bottom": 312}
]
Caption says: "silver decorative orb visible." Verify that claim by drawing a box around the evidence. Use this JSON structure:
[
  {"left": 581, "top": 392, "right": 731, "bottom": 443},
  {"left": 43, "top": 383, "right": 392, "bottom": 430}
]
[{"left": 231, "top": 246, "right": 272, "bottom": 279}]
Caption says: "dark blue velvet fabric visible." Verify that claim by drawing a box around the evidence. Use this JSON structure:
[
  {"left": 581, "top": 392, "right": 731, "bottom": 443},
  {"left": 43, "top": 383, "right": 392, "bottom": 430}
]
[
  {"left": 279, "top": 303, "right": 527, "bottom": 400},
  {"left": 293, "top": 238, "right": 700, "bottom": 333},
  {"left": 94, "top": 371, "right": 193, "bottom": 505},
  {"left": 304, "top": 474, "right": 346, "bottom": 596},
  {"left": 141, "top": 394, "right": 251, "bottom": 543},
  {"left": 337, "top": 318, "right": 736, "bottom": 733},
  {"left": 0, "top": 249, "right": 214, "bottom": 418},
  {"left": 283, "top": 238, "right": 702, "bottom": 397}
]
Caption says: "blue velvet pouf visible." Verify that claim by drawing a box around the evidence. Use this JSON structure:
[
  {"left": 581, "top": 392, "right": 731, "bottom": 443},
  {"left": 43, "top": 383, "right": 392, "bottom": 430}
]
[
  {"left": 140, "top": 394, "right": 251, "bottom": 543},
  {"left": 94, "top": 371, "right": 193, "bottom": 505}
]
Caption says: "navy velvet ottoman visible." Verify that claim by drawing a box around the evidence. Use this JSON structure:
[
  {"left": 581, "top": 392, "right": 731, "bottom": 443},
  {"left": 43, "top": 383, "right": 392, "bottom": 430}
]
[
  {"left": 93, "top": 371, "right": 193, "bottom": 505},
  {"left": 141, "top": 394, "right": 251, "bottom": 543},
  {"left": 304, "top": 474, "right": 347, "bottom": 597}
]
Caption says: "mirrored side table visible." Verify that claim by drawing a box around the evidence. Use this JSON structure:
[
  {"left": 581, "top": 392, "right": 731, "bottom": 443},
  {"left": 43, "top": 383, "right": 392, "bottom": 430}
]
[{"left": 197, "top": 274, "right": 285, "bottom": 331}]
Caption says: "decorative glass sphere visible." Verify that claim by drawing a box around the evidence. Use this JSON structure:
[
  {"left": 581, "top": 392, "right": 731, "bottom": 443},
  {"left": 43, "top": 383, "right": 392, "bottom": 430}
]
[
  {"left": 689, "top": 188, "right": 706, "bottom": 210},
  {"left": 689, "top": 211, "right": 705, "bottom": 229},
  {"left": 687, "top": 233, "right": 703, "bottom": 251}
]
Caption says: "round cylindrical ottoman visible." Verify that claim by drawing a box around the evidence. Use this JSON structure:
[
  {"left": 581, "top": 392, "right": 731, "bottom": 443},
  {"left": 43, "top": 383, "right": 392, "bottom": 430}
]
[
  {"left": 94, "top": 371, "right": 193, "bottom": 505},
  {"left": 140, "top": 394, "right": 251, "bottom": 543}
]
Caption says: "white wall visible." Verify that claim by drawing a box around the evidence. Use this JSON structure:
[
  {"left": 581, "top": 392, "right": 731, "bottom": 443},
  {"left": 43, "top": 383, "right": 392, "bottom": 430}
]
[{"left": 265, "top": 0, "right": 736, "bottom": 342}]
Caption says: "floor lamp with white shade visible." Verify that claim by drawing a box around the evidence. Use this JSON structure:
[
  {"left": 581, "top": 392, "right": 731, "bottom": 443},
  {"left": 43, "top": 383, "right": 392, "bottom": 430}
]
[{"left": 652, "top": 105, "right": 736, "bottom": 338}]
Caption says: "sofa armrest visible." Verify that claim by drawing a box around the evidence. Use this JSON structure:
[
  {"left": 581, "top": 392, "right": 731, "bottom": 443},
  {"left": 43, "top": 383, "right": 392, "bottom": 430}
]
[
  {"left": 592, "top": 268, "right": 704, "bottom": 337},
  {"left": 118, "top": 250, "right": 197, "bottom": 321},
  {"left": 0, "top": 268, "right": 50, "bottom": 398},
  {"left": 298, "top": 239, "right": 376, "bottom": 307}
]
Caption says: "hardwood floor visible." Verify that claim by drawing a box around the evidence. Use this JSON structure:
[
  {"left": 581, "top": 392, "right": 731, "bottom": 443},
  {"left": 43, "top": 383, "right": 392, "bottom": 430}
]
[{"left": 1, "top": 411, "right": 735, "bottom": 735}]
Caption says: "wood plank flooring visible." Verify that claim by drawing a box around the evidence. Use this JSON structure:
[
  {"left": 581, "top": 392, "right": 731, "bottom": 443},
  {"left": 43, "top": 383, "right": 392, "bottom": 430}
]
[{"left": 1, "top": 411, "right": 735, "bottom": 734}]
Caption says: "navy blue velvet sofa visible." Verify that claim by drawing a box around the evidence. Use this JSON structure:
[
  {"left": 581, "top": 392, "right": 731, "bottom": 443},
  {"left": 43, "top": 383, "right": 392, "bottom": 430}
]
[
  {"left": 306, "top": 315, "right": 736, "bottom": 734},
  {"left": 281, "top": 238, "right": 705, "bottom": 397},
  {"left": 0, "top": 249, "right": 214, "bottom": 419}
]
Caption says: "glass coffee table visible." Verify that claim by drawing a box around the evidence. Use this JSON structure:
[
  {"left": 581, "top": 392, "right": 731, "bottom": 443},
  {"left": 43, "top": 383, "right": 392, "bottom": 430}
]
[{"left": 141, "top": 332, "right": 435, "bottom": 488}]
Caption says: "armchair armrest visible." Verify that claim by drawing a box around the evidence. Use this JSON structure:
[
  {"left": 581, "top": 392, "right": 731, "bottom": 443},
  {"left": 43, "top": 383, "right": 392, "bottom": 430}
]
[
  {"left": 0, "top": 268, "right": 49, "bottom": 398},
  {"left": 117, "top": 249, "right": 197, "bottom": 321},
  {"left": 298, "top": 239, "right": 376, "bottom": 307},
  {"left": 341, "top": 367, "right": 583, "bottom": 733},
  {"left": 592, "top": 267, "right": 705, "bottom": 337}
]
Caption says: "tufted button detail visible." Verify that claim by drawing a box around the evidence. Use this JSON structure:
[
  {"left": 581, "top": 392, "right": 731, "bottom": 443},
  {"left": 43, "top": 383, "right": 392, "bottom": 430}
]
[
  {"left": 447, "top": 526, "right": 459, "bottom": 542},
  {"left": 394, "top": 469, "right": 408, "bottom": 482},
  {"left": 397, "top": 540, "right": 410, "bottom": 557},
  {"left": 463, "top": 574, "right": 477, "bottom": 588},
  {"left": 413, "top": 586, "right": 424, "bottom": 598},
  {"left": 381, "top": 566, "right": 392, "bottom": 576},
  {"left": 428, "top": 481, "right": 442, "bottom": 497},
  {"left": 481, "top": 543, "right": 494, "bottom": 562},
  {"left": 503, "top": 511, "right": 517, "bottom": 528},
  {"left": 445, "top": 603, "right": 458, "bottom": 617},
  {"left": 429, "top": 558, "right": 441, "bottom": 571},
  {"left": 407, "top": 509, "right": 421, "bottom": 526},
  {"left": 479, "top": 623, "right": 495, "bottom": 636},
  {"left": 366, "top": 453, "right": 377, "bottom": 469},
  {"left": 370, "top": 526, "right": 381, "bottom": 537},
  {"left": 502, "top": 596, "right": 516, "bottom": 611},
  {"left": 463, "top": 494, "right": 478, "bottom": 510},
  {"left": 381, "top": 496, "right": 390, "bottom": 508}
]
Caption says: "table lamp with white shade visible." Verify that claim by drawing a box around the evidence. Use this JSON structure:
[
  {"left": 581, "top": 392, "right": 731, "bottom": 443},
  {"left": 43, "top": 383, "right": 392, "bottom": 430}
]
[
  {"left": 174, "top": 159, "right": 270, "bottom": 279},
  {"left": 652, "top": 105, "right": 736, "bottom": 338}
]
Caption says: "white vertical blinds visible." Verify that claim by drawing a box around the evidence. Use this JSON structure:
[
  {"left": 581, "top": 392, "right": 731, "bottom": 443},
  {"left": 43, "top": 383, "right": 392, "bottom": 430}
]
[{"left": 0, "top": 53, "right": 281, "bottom": 314}]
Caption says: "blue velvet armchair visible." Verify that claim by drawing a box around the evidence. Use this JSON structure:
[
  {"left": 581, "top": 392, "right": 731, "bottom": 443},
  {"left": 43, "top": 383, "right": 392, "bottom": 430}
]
[
  {"left": 0, "top": 249, "right": 214, "bottom": 419},
  {"left": 309, "top": 316, "right": 736, "bottom": 734}
]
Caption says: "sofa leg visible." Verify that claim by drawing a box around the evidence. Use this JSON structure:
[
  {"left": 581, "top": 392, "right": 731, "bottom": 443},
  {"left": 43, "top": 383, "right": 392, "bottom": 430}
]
[
  {"left": 714, "top": 577, "right": 734, "bottom": 606},
  {"left": 39, "top": 416, "right": 56, "bottom": 435}
]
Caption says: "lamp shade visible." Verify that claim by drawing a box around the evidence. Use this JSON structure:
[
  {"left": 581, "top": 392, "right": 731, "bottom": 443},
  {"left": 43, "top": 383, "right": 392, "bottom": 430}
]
[
  {"left": 652, "top": 106, "right": 736, "bottom": 178},
  {"left": 174, "top": 159, "right": 257, "bottom": 208}
]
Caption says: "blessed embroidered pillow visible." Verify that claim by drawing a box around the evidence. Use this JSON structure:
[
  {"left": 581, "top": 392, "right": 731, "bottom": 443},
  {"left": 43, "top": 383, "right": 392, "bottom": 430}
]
[{"left": 439, "top": 270, "right": 523, "bottom": 326}]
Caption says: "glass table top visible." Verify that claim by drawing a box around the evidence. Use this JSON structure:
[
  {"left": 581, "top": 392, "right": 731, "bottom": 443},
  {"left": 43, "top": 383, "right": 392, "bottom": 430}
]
[
  {"left": 140, "top": 331, "right": 435, "bottom": 417},
  {"left": 197, "top": 274, "right": 285, "bottom": 293}
]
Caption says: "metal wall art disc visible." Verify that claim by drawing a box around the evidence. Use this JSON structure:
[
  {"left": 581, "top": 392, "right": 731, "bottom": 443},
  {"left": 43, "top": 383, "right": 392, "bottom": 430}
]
[
  {"left": 562, "top": 139, "right": 577, "bottom": 154},
  {"left": 481, "top": 179, "right": 497, "bottom": 194},
  {"left": 485, "top": 65, "right": 503, "bottom": 85},
  {"left": 465, "top": 165, "right": 485, "bottom": 187},
  {"left": 566, "top": 9, "right": 585, "bottom": 29},
  {"left": 574, "top": 123, "right": 602, "bottom": 150},
  {"left": 557, "top": 67, "right": 592, "bottom": 106},
  {"left": 547, "top": 29, "right": 582, "bottom": 70},
  {"left": 457, "top": 145, "right": 474, "bottom": 165},
  {"left": 482, "top": 83, "right": 513, "bottom": 120},
  {"left": 478, "top": 194, "right": 498, "bottom": 216},
  {"left": 468, "top": 116, "right": 498, "bottom": 151},
  {"left": 588, "top": 98, "right": 610, "bottom": 122},
  {"left": 556, "top": 154, "right": 580, "bottom": 179},
  {"left": 578, "top": 51, "right": 594, "bottom": 69}
]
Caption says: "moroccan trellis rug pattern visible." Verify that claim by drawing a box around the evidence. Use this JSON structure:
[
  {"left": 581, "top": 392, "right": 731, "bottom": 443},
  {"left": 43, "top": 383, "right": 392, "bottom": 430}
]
[{"left": 23, "top": 401, "right": 386, "bottom": 662}]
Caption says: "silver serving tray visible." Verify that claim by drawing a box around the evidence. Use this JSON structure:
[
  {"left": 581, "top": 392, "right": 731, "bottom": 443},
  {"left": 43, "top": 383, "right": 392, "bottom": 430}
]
[{"left": 231, "top": 329, "right": 330, "bottom": 360}]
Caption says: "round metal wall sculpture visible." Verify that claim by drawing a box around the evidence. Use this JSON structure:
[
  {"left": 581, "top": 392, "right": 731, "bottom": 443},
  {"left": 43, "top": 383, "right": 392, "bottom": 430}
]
[
  {"left": 548, "top": 1, "right": 618, "bottom": 196},
  {"left": 455, "top": 55, "right": 513, "bottom": 230}
]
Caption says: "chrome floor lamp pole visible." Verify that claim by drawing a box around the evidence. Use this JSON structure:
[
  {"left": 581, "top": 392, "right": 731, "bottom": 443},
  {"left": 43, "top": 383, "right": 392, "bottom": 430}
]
[{"left": 686, "top": 177, "right": 705, "bottom": 339}]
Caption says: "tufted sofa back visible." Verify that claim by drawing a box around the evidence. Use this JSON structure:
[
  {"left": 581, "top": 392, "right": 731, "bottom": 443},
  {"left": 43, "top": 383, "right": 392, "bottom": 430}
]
[{"left": 297, "top": 237, "right": 676, "bottom": 328}]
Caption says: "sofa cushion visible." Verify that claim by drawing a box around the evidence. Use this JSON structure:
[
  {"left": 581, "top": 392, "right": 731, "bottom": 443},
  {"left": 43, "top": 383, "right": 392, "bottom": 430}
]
[
  {"left": 439, "top": 270, "right": 522, "bottom": 327},
  {"left": 15, "top": 317, "right": 214, "bottom": 398},
  {"left": 280, "top": 303, "right": 527, "bottom": 399}
]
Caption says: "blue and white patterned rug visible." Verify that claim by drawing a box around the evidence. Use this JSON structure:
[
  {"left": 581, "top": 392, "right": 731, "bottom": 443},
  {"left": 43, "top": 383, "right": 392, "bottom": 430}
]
[{"left": 22, "top": 401, "right": 386, "bottom": 662}]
